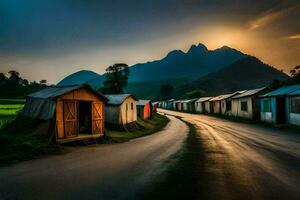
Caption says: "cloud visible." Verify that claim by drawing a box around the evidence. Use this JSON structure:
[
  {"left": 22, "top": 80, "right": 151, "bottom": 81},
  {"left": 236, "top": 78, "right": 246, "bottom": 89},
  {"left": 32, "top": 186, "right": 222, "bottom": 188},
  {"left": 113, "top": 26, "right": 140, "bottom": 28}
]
[
  {"left": 249, "top": 3, "right": 300, "bottom": 30},
  {"left": 286, "top": 34, "right": 300, "bottom": 40}
]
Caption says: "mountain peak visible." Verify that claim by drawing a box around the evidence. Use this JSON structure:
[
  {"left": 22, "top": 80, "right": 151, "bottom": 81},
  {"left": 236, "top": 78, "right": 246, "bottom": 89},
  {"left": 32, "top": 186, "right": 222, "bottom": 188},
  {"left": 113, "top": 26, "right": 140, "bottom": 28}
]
[
  {"left": 166, "top": 49, "right": 185, "bottom": 58},
  {"left": 187, "top": 43, "right": 208, "bottom": 54}
]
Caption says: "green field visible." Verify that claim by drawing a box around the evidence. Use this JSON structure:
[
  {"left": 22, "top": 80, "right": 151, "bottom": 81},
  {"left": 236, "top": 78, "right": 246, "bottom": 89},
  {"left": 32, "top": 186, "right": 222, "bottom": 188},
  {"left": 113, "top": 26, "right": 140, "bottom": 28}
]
[{"left": 0, "top": 99, "right": 25, "bottom": 128}]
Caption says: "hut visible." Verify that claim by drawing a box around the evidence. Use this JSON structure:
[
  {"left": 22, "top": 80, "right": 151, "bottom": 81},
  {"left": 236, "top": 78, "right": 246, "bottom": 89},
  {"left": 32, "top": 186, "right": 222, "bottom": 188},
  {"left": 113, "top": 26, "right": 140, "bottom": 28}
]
[
  {"left": 166, "top": 99, "right": 175, "bottom": 110},
  {"left": 287, "top": 88, "right": 300, "bottom": 126},
  {"left": 182, "top": 99, "right": 197, "bottom": 113},
  {"left": 105, "top": 94, "right": 137, "bottom": 126},
  {"left": 23, "top": 85, "right": 107, "bottom": 143},
  {"left": 195, "top": 97, "right": 212, "bottom": 113},
  {"left": 137, "top": 100, "right": 153, "bottom": 119},
  {"left": 231, "top": 87, "right": 268, "bottom": 119},
  {"left": 220, "top": 91, "right": 246, "bottom": 116},
  {"left": 260, "top": 84, "right": 300, "bottom": 124},
  {"left": 209, "top": 95, "right": 225, "bottom": 114}
]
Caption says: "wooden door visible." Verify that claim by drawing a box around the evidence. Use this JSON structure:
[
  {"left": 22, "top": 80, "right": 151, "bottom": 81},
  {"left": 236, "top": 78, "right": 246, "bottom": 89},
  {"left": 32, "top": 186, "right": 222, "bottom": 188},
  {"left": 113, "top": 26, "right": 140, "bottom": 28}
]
[
  {"left": 92, "top": 102, "right": 103, "bottom": 134},
  {"left": 63, "top": 101, "right": 78, "bottom": 138}
]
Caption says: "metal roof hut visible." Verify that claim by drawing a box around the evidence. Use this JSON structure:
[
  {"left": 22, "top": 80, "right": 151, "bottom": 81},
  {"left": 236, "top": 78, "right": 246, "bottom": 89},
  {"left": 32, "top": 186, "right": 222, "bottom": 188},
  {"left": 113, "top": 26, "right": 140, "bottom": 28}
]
[
  {"left": 195, "top": 97, "right": 212, "bottom": 113},
  {"left": 260, "top": 84, "right": 300, "bottom": 124},
  {"left": 23, "top": 85, "right": 107, "bottom": 143},
  {"left": 182, "top": 98, "right": 198, "bottom": 113},
  {"left": 231, "top": 87, "right": 268, "bottom": 119},
  {"left": 220, "top": 91, "right": 246, "bottom": 116},
  {"left": 136, "top": 100, "right": 153, "bottom": 119},
  {"left": 209, "top": 95, "right": 226, "bottom": 114},
  {"left": 105, "top": 94, "right": 137, "bottom": 126}
]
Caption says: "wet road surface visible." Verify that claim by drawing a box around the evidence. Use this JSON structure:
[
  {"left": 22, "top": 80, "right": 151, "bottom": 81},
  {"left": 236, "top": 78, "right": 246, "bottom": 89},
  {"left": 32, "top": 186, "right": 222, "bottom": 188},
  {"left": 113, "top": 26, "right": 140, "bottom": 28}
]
[
  {"left": 160, "top": 109, "right": 300, "bottom": 200},
  {"left": 0, "top": 115, "right": 188, "bottom": 200}
]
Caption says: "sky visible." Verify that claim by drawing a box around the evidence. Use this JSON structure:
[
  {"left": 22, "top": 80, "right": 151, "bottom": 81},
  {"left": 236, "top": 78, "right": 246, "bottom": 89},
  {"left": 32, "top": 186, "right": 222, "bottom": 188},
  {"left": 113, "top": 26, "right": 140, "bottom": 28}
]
[{"left": 0, "top": 0, "right": 299, "bottom": 84}]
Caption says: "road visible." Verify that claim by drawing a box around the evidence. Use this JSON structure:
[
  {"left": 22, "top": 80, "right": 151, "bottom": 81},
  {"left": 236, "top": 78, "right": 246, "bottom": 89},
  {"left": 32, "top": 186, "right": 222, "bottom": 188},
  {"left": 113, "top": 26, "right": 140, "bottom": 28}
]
[
  {"left": 0, "top": 115, "right": 188, "bottom": 200},
  {"left": 160, "top": 109, "right": 300, "bottom": 200}
]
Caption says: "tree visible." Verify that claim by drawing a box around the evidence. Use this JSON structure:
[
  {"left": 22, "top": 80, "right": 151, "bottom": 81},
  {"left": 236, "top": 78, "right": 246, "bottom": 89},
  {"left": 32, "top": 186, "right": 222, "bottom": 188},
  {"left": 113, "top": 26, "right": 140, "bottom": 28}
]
[
  {"left": 39, "top": 80, "right": 47, "bottom": 85},
  {"left": 160, "top": 84, "right": 174, "bottom": 100},
  {"left": 183, "top": 90, "right": 202, "bottom": 99},
  {"left": 290, "top": 65, "right": 300, "bottom": 80},
  {"left": 102, "top": 63, "right": 130, "bottom": 94}
]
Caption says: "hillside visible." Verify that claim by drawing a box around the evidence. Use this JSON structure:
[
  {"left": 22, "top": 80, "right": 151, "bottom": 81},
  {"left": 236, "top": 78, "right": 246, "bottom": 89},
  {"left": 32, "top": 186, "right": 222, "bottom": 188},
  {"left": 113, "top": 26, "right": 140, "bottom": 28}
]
[
  {"left": 57, "top": 70, "right": 100, "bottom": 86},
  {"left": 173, "top": 56, "right": 289, "bottom": 97}
]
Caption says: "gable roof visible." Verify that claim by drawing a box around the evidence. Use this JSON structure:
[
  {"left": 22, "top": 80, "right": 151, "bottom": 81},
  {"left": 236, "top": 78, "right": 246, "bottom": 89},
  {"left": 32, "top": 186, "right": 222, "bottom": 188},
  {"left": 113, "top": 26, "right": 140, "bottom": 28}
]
[
  {"left": 136, "top": 100, "right": 151, "bottom": 106},
  {"left": 262, "top": 84, "right": 300, "bottom": 97},
  {"left": 196, "top": 97, "right": 212, "bottom": 102},
  {"left": 233, "top": 87, "right": 266, "bottom": 99},
  {"left": 27, "top": 84, "right": 107, "bottom": 101},
  {"left": 105, "top": 94, "right": 137, "bottom": 105}
]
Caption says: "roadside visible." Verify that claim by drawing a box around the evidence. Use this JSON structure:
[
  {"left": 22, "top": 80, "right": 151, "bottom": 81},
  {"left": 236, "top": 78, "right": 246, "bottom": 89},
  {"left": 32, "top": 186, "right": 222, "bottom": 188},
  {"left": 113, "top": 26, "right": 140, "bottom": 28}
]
[{"left": 0, "top": 109, "right": 169, "bottom": 166}]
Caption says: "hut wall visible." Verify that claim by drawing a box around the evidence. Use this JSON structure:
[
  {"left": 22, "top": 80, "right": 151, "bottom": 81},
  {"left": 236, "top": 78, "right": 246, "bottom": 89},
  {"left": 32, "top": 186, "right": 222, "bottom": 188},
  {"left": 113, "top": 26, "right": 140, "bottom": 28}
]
[
  {"left": 288, "top": 96, "right": 300, "bottom": 126},
  {"left": 105, "top": 106, "right": 120, "bottom": 124},
  {"left": 213, "top": 101, "right": 221, "bottom": 113},
  {"left": 232, "top": 97, "right": 254, "bottom": 119},
  {"left": 260, "top": 97, "right": 276, "bottom": 123},
  {"left": 143, "top": 103, "right": 151, "bottom": 119},
  {"left": 204, "top": 102, "right": 210, "bottom": 113},
  {"left": 195, "top": 102, "right": 202, "bottom": 113},
  {"left": 120, "top": 97, "right": 137, "bottom": 124},
  {"left": 56, "top": 88, "right": 105, "bottom": 139}
]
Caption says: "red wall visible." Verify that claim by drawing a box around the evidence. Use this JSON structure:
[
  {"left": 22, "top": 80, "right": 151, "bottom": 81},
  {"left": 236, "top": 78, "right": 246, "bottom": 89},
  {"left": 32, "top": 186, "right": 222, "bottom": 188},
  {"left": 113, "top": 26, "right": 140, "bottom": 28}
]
[{"left": 143, "top": 103, "right": 151, "bottom": 119}]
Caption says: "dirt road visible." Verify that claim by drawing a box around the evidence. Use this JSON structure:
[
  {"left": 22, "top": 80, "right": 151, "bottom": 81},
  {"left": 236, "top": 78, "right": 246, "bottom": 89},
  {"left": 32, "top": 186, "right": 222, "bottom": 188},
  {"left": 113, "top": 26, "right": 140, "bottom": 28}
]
[
  {"left": 0, "top": 115, "right": 188, "bottom": 200},
  {"left": 160, "top": 109, "right": 300, "bottom": 200}
]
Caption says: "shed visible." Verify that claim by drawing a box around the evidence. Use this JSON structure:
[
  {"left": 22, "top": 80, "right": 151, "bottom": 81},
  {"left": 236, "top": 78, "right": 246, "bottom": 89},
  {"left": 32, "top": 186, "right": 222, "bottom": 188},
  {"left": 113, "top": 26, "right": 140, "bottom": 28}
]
[
  {"left": 209, "top": 95, "right": 226, "bottom": 114},
  {"left": 105, "top": 94, "right": 137, "bottom": 126},
  {"left": 287, "top": 88, "right": 300, "bottom": 126},
  {"left": 182, "top": 98, "right": 197, "bottom": 113},
  {"left": 166, "top": 99, "right": 175, "bottom": 110},
  {"left": 231, "top": 87, "right": 268, "bottom": 119},
  {"left": 137, "top": 100, "right": 152, "bottom": 119},
  {"left": 152, "top": 102, "right": 158, "bottom": 112},
  {"left": 260, "top": 84, "right": 300, "bottom": 124},
  {"left": 23, "top": 85, "right": 107, "bottom": 143},
  {"left": 195, "top": 97, "right": 212, "bottom": 113}
]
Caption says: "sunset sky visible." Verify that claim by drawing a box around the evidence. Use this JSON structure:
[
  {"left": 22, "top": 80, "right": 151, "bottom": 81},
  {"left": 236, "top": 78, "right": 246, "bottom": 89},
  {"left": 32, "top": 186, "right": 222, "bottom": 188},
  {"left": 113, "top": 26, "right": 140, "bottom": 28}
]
[{"left": 0, "top": 0, "right": 299, "bottom": 83}]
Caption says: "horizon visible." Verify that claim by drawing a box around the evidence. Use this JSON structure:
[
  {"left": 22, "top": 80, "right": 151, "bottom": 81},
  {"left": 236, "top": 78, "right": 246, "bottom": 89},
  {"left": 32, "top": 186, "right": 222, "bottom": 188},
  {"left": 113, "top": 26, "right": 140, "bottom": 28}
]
[{"left": 0, "top": 0, "right": 299, "bottom": 83}]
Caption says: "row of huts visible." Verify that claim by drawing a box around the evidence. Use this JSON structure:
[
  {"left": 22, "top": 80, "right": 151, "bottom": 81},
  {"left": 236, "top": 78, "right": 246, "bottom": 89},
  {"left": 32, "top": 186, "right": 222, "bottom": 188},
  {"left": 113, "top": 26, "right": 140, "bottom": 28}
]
[
  {"left": 23, "top": 84, "right": 154, "bottom": 143},
  {"left": 157, "top": 84, "right": 300, "bottom": 126}
]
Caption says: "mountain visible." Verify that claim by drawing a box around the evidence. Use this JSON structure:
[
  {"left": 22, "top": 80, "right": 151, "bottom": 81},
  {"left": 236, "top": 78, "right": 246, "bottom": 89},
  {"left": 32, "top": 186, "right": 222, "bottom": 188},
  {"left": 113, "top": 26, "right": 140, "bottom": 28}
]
[
  {"left": 57, "top": 70, "right": 100, "bottom": 86},
  {"left": 129, "top": 43, "right": 246, "bottom": 82},
  {"left": 173, "top": 56, "right": 289, "bottom": 96},
  {"left": 57, "top": 43, "right": 246, "bottom": 88}
]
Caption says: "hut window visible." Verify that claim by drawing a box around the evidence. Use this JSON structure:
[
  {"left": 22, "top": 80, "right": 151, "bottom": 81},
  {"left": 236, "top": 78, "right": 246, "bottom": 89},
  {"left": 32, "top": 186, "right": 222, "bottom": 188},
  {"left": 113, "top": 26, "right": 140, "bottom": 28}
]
[
  {"left": 241, "top": 101, "right": 248, "bottom": 111},
  {"left": 263, "top": 99, "right": 271, "bottom": 112},
  {"left": 291, "top": 97, "right": 300, "bottom": 113},
  {"left": 131, "top": 102, "right": 133, "bottom": 110}
]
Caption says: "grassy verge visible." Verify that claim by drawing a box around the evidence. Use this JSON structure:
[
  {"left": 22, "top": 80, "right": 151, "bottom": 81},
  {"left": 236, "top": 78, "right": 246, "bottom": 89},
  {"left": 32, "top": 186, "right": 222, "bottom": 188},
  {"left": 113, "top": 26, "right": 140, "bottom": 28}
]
[
  {"left": 105, "top": 113, "right": 169, "bottom": 142},
  {"left": 138, "top": 121, "right": 209, "bottom": 200},
  {"left": 0, "top": 99, "right": 25, "bottom": 128},
  {"left": 0, "top": 116, "right": 65, "bottom": 166}
]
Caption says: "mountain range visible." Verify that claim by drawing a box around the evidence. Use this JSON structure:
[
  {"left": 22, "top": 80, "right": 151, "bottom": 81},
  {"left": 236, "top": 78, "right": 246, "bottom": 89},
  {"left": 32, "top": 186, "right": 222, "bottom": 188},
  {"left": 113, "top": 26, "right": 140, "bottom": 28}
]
[{"left": 57, "top": 43, "right": 289, "bottom": 99}]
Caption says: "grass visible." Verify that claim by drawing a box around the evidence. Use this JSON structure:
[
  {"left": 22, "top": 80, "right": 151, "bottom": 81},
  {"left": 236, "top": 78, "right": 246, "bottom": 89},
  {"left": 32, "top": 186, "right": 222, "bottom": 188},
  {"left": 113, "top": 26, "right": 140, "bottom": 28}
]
[
  {"left": 138, "top": 121, "right": 208, "bottom": 200},
  {"left": 105, "top": 113, "right": 170, "bottom": 142},
  {"left": 0, "top": 99, "right": 25, "bottom": 128}
]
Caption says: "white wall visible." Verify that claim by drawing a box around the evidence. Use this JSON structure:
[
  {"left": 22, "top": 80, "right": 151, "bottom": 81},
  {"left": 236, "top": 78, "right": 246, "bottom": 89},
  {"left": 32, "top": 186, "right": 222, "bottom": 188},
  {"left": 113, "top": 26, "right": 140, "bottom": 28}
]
[
  {"left": 232, "top": 97, "right": 254, "bottom": 119},
  {"left": 289, "top": 113, "right": 300, "bottom": 125}
]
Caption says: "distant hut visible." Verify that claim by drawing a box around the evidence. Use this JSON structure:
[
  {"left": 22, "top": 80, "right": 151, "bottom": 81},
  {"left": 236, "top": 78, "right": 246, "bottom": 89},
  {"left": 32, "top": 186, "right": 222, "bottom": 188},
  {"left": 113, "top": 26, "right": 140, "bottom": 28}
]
[
  {"left": 220, "top": 91, "right": 246, "bottom": 116},
  {"left": 23, "top": 85, "right": 107, "bottom": 143},
  {"left": 260, "top": 84, "right": 300, "bottom": 124},
  {"left": 167, "top": 99, "right": 175, "bottom": 110},
  {"left": 183, "top": 99, "right": 197, "bottom": 113},
  {"left": 105, "top": 94, "right": 137, "bottom": 126},
  {"left": 137, "top": 100, "right": 153, "bottom": 119},
  {"left": 195, "top": 97, "right": 212, "bottom": 113},
  {"left": 231, "top": 87, "right": 268, "bottom": 119},
  {"left": 209, "top": 95, "right": 225, "bottom": 114}
]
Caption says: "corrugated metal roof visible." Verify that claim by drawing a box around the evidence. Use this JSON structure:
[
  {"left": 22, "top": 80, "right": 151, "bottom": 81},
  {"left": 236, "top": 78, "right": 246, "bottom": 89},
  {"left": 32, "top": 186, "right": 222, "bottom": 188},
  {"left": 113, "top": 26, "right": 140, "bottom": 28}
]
[
  {"left": 233, "top": 87, "right": 266, "bottom": 99},
  {"left": 27, "top": 85, "right": 107, "bottom": 100},
  {"left": 196, "top": 97, "right": 212, "bottom": 102},
  {"left": 136, "top": 100, "right": 151, "bottom": 106},
  {"left": 262, "top": 84, "right": 300, "bottom": 97},
  {"left": 105, "top": 94, "right": 137, "bottom": 105},
  {"left": 209, "top": 94, "right": 228, "bottom": 101},
  {"left": 288, "top": 88, "right": 300, "bottom": 96}
]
